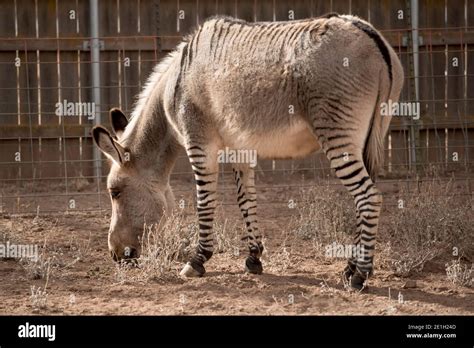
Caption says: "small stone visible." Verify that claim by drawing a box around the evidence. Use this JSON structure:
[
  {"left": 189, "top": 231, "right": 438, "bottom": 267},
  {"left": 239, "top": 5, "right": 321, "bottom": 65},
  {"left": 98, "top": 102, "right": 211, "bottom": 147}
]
[{"left": 403, "top": 280, "right": 417, "bottom": 288}]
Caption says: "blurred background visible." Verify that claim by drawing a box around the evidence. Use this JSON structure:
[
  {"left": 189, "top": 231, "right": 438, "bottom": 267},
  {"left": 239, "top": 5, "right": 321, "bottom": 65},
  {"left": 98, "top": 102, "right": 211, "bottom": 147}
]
[{"left": 0, "top": 0, "right": 473, "bottom": 214}]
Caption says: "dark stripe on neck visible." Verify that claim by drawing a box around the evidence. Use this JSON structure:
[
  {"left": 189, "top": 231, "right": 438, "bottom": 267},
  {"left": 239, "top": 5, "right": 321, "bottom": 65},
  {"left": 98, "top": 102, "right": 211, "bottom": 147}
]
[{"left": 350, "top": 20, "right": 392, "bottom": 82}]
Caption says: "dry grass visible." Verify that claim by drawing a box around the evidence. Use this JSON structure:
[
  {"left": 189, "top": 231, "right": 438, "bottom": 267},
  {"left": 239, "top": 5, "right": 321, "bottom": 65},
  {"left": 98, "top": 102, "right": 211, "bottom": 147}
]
[
  {"left": 29, "top": 257, "right": 51, "bottom": 310},
  {"left": 445, "top": 259, "right": 473, "bottom": 287},
  {"left": 286, "top": 179, "right": 473, "bottom": 278},
  {"left": 383, "top": 178, "right": 473, "bottom": 276},
  {"left": 30, "top": 285, "right": 48, "bottom": 310},
  {"left": 20, "top": 248, "right": 51, "bottom": 280},
  {"left": 114, "top": 212, "right": 193, "bottom": 283},
  {"left": 213, "top": 212, "right": 243, "bottom": 255},
  {"left": 68, "top": 232, "right": 92, "bottom": 262},
  {"left": 0, "top": 218, "right": 53, "bottom": 280},
  {"left": 114, "top": 208, "right": 242, "bottom": 283},
  {"left": 289, "top": 185, "right": 356, "bottom": 257},
  {"left": 264, "top": 240, "right": 294, "bottom": 273},
  {"left": 16, "top": 217, "right": 75, "bottom": 280},
  {"left": 263, "top": 185, "right": 356, "bottom": 274}
]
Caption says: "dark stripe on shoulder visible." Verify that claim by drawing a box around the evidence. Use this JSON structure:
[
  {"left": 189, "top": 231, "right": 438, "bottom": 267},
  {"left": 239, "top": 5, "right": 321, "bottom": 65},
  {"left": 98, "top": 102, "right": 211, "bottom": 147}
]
[
  {"left": 319, "top": 12, "right": 340, "bottom": 19},
  {"left": 350, "top": 20, "right": 392, "bottom": 82}
]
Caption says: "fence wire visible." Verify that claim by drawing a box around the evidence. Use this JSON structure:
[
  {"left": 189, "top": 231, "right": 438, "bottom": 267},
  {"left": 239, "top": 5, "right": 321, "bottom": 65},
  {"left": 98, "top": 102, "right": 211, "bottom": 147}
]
[{"left": 0, "top": 0, "right": 473, "bottom": 215}]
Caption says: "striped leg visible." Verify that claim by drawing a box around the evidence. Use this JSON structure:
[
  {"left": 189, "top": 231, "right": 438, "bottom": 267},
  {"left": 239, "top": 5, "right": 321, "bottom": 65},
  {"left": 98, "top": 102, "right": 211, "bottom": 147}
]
[
  {"left": 180, "top": 144, "right": 219, "bottom": 277},
  {"left": 307, "top": 73, "right": 382, "bottom": 289},
  {"left": 342, "top": 208, "right": 363, "bottom": 280},
  {"left": 232, "top": 164, "right": 263, "bottom": 274},
  {"left": 329, "top": 149, "right": 382, "bottom": 290}
]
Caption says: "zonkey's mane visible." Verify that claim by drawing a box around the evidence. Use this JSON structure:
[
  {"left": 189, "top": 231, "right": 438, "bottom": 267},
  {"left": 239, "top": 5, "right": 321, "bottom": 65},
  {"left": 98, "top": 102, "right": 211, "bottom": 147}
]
[{"left": 129, "top": 43, "right": 185, "bottom": 122}]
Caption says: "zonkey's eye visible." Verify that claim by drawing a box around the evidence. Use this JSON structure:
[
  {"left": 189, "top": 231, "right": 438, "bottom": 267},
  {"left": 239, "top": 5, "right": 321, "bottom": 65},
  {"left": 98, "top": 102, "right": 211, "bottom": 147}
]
[{"left": 109, "top": 189, "right": 121, "bottom": 199}]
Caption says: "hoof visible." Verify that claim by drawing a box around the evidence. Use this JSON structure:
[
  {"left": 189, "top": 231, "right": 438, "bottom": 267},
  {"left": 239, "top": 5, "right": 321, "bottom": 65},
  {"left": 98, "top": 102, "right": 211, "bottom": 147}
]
[
  {"left": 179, "top": 262, "right": 205, "bottom": 278},
  {"left": 245, "top": 256, "right": 263, "bottom": 275},
  {"left": 343, "top": 264, "right": 355, "bottom": 281},
  {"left": 350, "top": 272, "right": 368, "bottom": 291}
]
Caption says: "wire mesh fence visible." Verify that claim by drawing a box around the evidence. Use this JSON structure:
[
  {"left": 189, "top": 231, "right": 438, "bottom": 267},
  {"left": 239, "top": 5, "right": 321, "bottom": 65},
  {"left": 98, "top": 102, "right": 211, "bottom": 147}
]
[{"left": 0, "top": 0, "right": 473, "bottom": 215}]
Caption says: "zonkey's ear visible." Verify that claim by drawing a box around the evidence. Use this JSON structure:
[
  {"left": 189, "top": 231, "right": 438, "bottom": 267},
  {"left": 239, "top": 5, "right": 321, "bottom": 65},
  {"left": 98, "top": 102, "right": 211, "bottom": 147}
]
[
  {"left": 92, "top": 126, "right": 127, "bottom": 165},
  {"left": 110, "top": 108, "right": 128, "bottom": 138}
]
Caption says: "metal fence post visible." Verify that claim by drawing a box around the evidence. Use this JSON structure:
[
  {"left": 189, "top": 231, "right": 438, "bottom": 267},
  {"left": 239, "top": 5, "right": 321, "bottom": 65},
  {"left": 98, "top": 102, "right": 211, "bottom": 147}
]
[
  {"left": 409, "top": 0, "right": 421, "bottom": 173},
  {"left": 90, "top": 0, "right": 102, "bottom": 185}
]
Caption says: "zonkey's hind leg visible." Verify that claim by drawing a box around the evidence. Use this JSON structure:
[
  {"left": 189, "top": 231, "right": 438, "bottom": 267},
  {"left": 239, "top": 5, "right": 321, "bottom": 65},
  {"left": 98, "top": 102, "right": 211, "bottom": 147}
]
[
  {"left": 329, "top": 147, "right": 382, "bottom": 290},
  {"left": 308, "top": 80, "right": 381, "bottom": 290},
  {"left": 180, "top": 143, "right": 219, "bottom": 277},
  {"left": 232, "top": 164, "right": 263, "bottom": 274}
]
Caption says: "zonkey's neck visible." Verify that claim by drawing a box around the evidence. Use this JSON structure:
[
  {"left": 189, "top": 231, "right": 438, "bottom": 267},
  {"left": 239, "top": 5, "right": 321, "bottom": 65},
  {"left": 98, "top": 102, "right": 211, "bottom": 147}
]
[{"left": 123, "top": 94, "right": 180, "bottom": 185}]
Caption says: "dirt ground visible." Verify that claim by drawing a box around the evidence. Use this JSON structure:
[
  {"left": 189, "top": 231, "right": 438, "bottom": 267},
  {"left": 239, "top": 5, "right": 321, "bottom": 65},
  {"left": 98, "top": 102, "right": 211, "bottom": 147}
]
[{"left": 0, "top": 177, "right": 473, "bottom": 315}]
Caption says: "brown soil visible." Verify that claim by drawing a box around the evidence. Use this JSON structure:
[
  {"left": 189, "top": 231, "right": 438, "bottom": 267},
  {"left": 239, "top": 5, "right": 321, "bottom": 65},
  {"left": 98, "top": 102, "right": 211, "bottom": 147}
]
[{"left": 0, "top": 178, "right": 473, "bottom": 315}]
